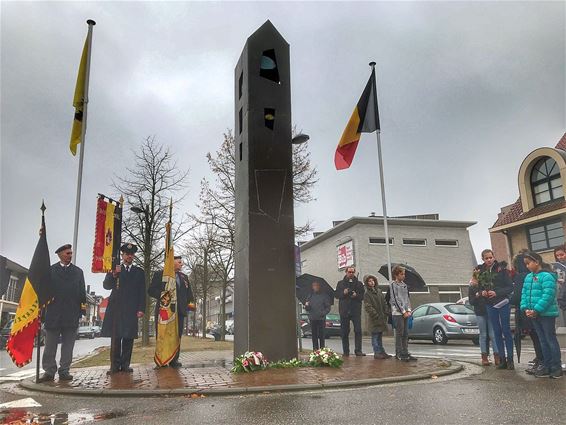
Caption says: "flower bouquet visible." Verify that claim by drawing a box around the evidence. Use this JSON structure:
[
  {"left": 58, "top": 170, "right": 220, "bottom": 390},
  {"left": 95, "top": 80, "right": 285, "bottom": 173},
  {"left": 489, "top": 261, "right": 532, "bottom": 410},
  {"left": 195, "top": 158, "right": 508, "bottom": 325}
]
[
  {"left": 308, "top": 347, "right": 343, "bottom": 368},
  {"left": 473, "top": 269, "right": 496, "bottom": 291},
  {"left": 231, "top": 351, "right": 268, "bottom": 373}
]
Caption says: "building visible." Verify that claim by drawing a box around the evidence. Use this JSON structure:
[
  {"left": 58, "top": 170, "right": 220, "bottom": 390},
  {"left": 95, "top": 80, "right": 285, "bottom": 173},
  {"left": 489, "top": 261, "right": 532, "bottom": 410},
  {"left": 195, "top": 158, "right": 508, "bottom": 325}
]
[
  {"left": 490, "top": 133, "right": 566, "bottom": 264},
  {"left": 0, "top": 256, "right": 28, "bottom": 328},
  {"left": 299, "top": 214, "right": 477, "bottom": 312}
]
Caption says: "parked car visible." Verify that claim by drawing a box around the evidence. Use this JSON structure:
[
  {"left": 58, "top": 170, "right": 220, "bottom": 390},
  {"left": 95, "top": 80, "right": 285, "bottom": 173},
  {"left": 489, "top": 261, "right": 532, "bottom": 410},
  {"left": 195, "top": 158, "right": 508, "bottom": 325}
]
[
  {"left": 77, "top": 325, "right": 96, "bottom": 339},
  {"left": 0, "top": 320, "right": 45, "bottom": 349},
  {"left": 91, "top": 325, "right": 101, "bottom": 337},
  {"left": 457, "top": 296, "right": 518, "bottom": 333},
  {"left": 408, "top": 303, "right": 479, "bottom": 345},
  {"left": 300, "top": 313, "right": 341, "bottom": 338}
]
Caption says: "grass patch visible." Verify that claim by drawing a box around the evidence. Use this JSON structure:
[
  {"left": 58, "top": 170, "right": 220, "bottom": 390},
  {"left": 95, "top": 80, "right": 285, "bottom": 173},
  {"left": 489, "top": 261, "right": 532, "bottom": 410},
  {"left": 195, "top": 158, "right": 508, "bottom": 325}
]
[{"left": 74, "top": 337, "right": 233, "bottom": 368}]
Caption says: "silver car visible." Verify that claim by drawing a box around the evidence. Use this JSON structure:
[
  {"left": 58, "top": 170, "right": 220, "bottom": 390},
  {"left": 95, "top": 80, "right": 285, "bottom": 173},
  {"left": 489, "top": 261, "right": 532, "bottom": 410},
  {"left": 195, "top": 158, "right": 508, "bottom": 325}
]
[{"left": 408, "top": 302, "right": 479, "bottom": 345}]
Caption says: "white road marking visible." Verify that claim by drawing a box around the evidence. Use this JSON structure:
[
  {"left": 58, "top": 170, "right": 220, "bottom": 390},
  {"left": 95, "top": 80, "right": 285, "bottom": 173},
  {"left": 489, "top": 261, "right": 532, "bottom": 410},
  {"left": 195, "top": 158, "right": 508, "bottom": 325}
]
[
  {"left": 0, "top": 369, "right": 42, "bottom": 382},
  {"left": 0, "top": 397, "right": 42, "bottom": 408}
]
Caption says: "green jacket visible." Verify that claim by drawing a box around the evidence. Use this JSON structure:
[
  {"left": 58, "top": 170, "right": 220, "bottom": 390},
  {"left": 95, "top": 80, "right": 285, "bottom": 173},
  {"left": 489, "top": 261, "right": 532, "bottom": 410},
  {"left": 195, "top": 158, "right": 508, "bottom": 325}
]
[
  {"left": 364, "top": 286, "right": 389, "bottom": 333},
  {"left": 520, "top": 271, "right": 559, "bottom": 317}
]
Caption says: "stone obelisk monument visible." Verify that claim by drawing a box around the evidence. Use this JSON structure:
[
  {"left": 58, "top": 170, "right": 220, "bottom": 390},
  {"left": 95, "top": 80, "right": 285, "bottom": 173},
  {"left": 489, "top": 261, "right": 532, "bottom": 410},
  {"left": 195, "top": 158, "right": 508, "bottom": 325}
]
[{"left": 234, "top": 20, "right": 298, "bottom": 361}]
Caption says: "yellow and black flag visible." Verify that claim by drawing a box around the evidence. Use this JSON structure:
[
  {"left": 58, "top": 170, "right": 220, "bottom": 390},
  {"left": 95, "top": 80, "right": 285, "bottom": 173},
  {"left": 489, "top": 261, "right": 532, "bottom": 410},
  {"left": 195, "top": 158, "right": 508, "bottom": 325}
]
[
  {"left": 7, "top": 203, "right": 53, "bottom": 367},
  {"left": 91, "top": 195, "right": 123, "bottom": 273},
  {"left": 335, "top": 67, "right": 380, "bottom": 170},
  {"left": 70, "top": 22, "right": 94, "bottom": 156}
]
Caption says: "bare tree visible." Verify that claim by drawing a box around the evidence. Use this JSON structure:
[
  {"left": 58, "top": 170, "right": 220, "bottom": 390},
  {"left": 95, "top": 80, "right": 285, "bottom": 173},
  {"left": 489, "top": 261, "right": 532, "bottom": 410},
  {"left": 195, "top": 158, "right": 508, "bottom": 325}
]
[{"left": 113, "top": 136, "right": 190, "bottom": 346}]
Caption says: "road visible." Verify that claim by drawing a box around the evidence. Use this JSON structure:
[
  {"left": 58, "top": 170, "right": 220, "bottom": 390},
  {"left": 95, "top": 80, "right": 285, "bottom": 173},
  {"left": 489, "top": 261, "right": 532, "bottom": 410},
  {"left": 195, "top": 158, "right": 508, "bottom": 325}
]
[{"left": 0, "top": 337, "right": 110, "bottom": 381}]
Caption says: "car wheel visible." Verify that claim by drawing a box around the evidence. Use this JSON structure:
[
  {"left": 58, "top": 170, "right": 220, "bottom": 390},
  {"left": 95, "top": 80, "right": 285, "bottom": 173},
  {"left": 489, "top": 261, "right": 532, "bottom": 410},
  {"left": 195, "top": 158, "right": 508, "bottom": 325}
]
[
  {"left": 472, "top": 338, "right": 480, "bottom": 346},
  {"left": 433, "top": 327, "right": 448, "bottom": 345}
]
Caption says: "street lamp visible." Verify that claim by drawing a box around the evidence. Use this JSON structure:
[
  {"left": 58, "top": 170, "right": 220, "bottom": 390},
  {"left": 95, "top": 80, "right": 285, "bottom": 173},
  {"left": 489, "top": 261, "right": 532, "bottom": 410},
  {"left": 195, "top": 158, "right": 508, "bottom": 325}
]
[
  {"left": 291, "top": 133, "right": 310, "bottom": 145},
  {"left": 131, "top": 204, "right": 152, "bottom": 346}
]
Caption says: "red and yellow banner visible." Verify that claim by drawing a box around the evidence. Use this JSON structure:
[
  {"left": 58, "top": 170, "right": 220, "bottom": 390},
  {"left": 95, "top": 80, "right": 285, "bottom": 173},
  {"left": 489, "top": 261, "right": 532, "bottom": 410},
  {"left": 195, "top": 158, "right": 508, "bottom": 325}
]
[
  {"left": 7, "top": 211, "right": 52, "bottom": 367},
  {"left": 335, "top": 68, "right": 380, "bottom": 170},
  {"left": 92, "top": 195, "right": 122, "bottom": 273},
  {"left": 155, "top": 212, "right": 179, "bottom": 366}
]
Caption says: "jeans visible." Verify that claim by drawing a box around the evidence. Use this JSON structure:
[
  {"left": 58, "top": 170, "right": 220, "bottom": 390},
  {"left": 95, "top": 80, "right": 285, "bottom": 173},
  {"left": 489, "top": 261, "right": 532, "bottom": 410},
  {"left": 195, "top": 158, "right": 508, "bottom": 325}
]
[
  {"left": 340, "top": 314, "right": 362, "bottom": 354},
  {"left": 310, "top": 319, "right": 325, "bottom": 350},
  {"left": 487, "top": 303, "right": 513, "bottom": 361},
  {"left": 476, "top": 314, "right": 498, "bottom": 355},
  {"left": 42, "top": 327, "right": 77, "bottom": 376},
  {"left": 532, "top": 316, "right": 562, "bottom": 371},
  {"left": 371, "top": 331, "right": 384, "bottom": 354},
  {"left": 393, "top": 315, "right": 409, "bottom": 358}
]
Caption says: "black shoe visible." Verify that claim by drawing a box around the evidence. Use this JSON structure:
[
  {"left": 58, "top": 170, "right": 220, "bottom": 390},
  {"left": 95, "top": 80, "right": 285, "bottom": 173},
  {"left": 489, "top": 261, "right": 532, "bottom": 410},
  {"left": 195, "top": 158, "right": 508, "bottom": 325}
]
[
  {"left": 496, "top": 361, "right": 508, "bottom": 370},
  {"left": 354, "top": 351, "right": 366, "bottom": 357},
  {"left": 535, "top": 367, "right": 550, "bottom": 378},
  {"left": 170, "top": 361, "right": 182, "bottom": 369},
  {"left": 549, "top": 368, "right": 563, "bottom": 379},
  {"left": 343, "top": 352, "right": 350, "bottom": 357},
  {"left": 36, "top": 373, "right": 55, "bottom": 383},
  {"left": 123, "top": 367, "right": 134, "bottom": 373},
  {"left": 58, "top": 373, "right": 73, "bottom": 381},
  {"left": 407, "top": 355, "right": 418, "bottom": 362},
  {"left": 506, "top": 361, "right": 515, "bottom": 370},
  {"left": 106, "top": 368, "right": 120, "bottom": 375},
  {"left": 399, "top": 357, "right": 411, "bottom": 362}
]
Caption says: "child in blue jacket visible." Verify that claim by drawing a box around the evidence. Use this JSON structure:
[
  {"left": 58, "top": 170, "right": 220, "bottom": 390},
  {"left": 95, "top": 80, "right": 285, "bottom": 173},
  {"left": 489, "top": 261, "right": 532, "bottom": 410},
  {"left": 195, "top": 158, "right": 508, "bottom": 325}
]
[{"left": 521, "top": 251, "right": 563, "bottom": 379}]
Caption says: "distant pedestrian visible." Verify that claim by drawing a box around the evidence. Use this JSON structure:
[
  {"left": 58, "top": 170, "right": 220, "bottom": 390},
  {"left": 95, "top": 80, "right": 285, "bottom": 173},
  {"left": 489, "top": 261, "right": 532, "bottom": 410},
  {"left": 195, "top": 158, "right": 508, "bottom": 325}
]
[
  {"left": 389, "top": 266, "right": 416, "bottom": 362},
  {"left": 521, "top": 251, "right": 563, "bottom": 379},
  {"left": 38, "top": 244, "right": 86, "bottom": 383},
  {"left": 510, "top": 251, "right": 544, "bottom": 374},
  {"left": 363, "top": 274, "right": 391, "bottom": 359},
  {"left": 335, "top": 266, "right": 366, "bottom": 356},
  {"left": 471, "top": 249, "right": 514, "bottom": 370},
  {"left": 552, "top": 246, "right": 566, "bottom": 327},
  {"left": 304, "top": 281, "right": 331, "bottom": 350},
  {"left": 101, "top": 243, "right": 146, "bottom": 374}
]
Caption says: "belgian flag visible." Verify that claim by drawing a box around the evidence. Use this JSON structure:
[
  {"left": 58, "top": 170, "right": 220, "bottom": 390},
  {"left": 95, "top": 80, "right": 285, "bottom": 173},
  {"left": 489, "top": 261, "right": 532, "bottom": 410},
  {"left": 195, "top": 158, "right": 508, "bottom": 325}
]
[
  {"left": 7, "top": 205, "right": 53, "bottom": 367},
  {"left": 335, "top": 67, "right": 380, "bottom": 170}
]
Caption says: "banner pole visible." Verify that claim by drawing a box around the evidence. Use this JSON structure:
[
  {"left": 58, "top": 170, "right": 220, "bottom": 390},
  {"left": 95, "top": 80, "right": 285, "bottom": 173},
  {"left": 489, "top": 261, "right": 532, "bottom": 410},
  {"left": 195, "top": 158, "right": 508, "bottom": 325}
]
[
  {"left": 369, "top": 62, "right": 393, "bottom": 282},
  {"left": 72, "top": 19, "right": 96, "bottom": 262}
]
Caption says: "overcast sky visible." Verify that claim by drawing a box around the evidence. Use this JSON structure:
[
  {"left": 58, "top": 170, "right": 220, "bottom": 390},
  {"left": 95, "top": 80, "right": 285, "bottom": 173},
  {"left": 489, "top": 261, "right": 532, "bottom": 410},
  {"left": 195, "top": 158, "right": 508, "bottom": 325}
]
[{"left": 1, "top": 1, "right": 565, "bottom": 294}]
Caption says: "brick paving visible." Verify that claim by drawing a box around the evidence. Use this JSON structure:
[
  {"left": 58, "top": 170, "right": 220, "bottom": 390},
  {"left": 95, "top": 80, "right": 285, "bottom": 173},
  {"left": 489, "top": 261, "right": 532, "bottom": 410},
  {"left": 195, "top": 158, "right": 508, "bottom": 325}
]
[{"left": 27, "top": 352, "right": 457, "bottom": 394}]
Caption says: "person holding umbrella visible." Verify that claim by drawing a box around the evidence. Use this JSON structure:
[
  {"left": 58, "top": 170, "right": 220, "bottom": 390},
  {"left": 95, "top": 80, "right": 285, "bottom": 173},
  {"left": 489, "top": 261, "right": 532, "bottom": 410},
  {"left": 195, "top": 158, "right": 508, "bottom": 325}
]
[
  {"left": 304, "top": 281, "right": 332, "bottom": 350},
  {"left": 521, "top": 251, "right": 563, "bottom": 379},
  {"left": 335, "top": 266, "right": 365, "bottom": 356}
]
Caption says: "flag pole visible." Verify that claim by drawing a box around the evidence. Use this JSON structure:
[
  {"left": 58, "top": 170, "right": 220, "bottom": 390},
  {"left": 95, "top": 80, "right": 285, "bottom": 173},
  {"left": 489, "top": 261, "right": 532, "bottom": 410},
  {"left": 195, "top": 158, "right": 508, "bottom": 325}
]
[
  {"left": 72, "top": 19, "right": 96, "bottom": 263},
  {"left": 369, "top": 62, "right": 393, "bottom": 282},
  {"left": 36, "top": 201, "right": 47, "bottom": 383}
]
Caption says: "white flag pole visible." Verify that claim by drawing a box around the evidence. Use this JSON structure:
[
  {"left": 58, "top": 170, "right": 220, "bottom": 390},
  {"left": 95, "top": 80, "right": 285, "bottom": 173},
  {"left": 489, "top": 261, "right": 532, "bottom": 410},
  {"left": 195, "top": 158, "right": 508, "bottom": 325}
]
[
  {"left": 369, "top": 62, "right": 393, "bottom": 283},
  {"left": 72, "top": 19, "right": 96, "bottom": 263}
]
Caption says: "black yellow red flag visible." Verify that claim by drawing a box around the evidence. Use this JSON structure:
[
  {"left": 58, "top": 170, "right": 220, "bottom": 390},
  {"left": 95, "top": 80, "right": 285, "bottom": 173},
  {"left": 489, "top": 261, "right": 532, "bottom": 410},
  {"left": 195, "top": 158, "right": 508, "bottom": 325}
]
[
  {"left": 92, "top": 195, "right": 122, "bottom": 273},
  {"left": 6, "top": 203, "right": 53, "bottom": 367},
  {"left": 335, "top": 68, "right": 380, "bottom": 170}
]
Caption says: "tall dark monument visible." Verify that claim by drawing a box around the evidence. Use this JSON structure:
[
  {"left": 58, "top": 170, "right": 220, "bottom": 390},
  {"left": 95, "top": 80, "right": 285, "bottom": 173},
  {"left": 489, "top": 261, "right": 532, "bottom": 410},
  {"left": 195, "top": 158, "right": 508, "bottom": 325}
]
[{"left": 234, "top": 21, "right": 298, "bottom": 361}]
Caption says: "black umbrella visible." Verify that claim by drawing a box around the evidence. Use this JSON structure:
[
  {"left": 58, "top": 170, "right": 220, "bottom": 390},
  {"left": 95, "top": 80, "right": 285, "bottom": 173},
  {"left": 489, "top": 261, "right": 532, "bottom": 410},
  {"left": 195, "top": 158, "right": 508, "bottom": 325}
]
[
  {"left": 377, "top": 263, "right": 426, "bottom": 290},
  {"left": 514, "top": 313, "right": 522, "bottom": 363},
  {"left": 295, "top": 274, "right": 335, "bottom": 305}
]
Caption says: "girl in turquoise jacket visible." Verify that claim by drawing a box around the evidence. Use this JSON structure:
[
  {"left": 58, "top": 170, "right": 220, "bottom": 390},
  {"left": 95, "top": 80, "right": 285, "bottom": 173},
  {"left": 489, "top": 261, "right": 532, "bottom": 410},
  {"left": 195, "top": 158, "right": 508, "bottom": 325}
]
[{"left": 521, "top": 251, "right": 563, "bottom": 379}]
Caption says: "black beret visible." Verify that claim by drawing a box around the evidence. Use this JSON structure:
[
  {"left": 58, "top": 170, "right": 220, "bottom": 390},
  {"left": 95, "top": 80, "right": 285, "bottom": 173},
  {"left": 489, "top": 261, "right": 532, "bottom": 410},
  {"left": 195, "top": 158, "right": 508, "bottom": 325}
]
[
  {"left": 55, "top": 244, "right": 72, "bottom": 254},
  {"left": 120, "top": 243, "right": 138, "bottom": 254},
  {"left": 174, "top": 255, "right": 182, "bottom": 260}
]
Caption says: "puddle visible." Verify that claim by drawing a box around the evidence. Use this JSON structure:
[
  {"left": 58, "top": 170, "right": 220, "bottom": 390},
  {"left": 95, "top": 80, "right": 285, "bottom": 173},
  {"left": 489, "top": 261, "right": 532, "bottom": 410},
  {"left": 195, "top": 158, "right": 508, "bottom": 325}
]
[
  {"left": 184, "top": 359, "right": 233, "bottom": 370},
  {"left": 0, "top": 409, "right": 126, "bottom": 424}
]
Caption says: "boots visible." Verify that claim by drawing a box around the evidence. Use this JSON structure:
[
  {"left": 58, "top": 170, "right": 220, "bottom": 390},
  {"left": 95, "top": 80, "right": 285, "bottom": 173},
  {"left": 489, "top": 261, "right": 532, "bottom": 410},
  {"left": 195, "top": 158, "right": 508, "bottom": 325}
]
[
  {"left": 481, "top": 353, "right": 491, "bottom": 366},
  {"left": 494, "top": 353, "right": 501, "bottom": 366}
]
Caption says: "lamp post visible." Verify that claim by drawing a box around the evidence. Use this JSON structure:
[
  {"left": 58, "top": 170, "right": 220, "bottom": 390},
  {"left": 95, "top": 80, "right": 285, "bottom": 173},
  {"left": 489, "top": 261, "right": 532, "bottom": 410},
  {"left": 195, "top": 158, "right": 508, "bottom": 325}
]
[{"left": 131, "top": 204, "right": 152, "bottom": 346}]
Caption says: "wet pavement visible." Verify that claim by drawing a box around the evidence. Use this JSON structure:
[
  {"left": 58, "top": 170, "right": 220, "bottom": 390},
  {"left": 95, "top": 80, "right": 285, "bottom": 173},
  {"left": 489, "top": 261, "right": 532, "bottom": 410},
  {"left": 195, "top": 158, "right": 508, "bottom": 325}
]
[{"left": 19, "top": 350, "right": 458, "bottom": 395}]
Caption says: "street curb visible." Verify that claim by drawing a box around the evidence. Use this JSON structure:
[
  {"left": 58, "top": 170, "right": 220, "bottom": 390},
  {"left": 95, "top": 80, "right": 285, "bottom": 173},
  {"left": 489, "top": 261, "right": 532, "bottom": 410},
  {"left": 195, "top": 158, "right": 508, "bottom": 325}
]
[{"left": 19, "top": 362, "right": 464, "bottom": 397}]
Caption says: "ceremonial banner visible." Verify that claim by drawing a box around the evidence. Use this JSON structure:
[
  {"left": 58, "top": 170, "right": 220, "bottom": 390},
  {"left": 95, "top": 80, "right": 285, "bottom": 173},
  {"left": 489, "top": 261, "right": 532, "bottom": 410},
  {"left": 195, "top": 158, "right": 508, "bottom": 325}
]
[
  {"left": 91, "top": 195, "right": 122, "bottom": 273},
  {"left": 334, "top": 67, "right": 380, "bottom": 170},
  {"left": 7, "top": 207, "right": 53, "bottom": 367},
  {"left": 69, "top": 28, "right": 92, "bottom": 156},
  {"left": 155, "top": 208, "right": 179, "bottom": 366}
]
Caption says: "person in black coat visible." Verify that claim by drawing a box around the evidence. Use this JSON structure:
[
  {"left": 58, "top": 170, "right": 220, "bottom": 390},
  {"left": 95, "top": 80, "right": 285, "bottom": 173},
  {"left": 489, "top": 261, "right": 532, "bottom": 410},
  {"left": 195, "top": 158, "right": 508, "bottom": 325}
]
[
  {"left": 335, "top": 266, "right": 365, "bottom": 356},
  {"left": 102, "top": 243, "right": 146, "bottom": 374},
  {"left": 39, "top": 244, "right": 86, "bottom": 383},
  {"left": 148, "top": 255, "right": 194, "bottom": 368}
]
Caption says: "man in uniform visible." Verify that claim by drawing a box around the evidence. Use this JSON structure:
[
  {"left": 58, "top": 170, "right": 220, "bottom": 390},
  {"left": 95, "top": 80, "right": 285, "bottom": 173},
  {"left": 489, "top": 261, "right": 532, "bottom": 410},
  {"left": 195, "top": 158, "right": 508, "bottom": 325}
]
[
  {"left": 148, "top": 255, "right": 194, "bottom": 368},
  {"left": 102, "top": 243, "right": 146, "bottom": 374},
  {"left": 38, "top": 244, "right": 86, "bottom": 382}
]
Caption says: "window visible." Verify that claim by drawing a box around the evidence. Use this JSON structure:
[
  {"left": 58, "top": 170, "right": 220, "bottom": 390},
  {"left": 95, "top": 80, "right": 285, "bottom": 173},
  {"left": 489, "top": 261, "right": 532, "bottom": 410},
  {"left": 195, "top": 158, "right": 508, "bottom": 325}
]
[
  {"left": 528, "top": 220, "right": 565, "bottom": 251},
  {"left": 369, "top": 237, "right": 394, "bottom": 245},
  {"left": 264, "top": 108, "right": 275, "bottom": 130},
  {"left": 238, "top": 108, "right": 243, "bottom": 135},
  {"left": 531, "top": 157, "right": 563, "bottom": 206},
  {"left": 402, "top": 238, "right": 426, "bottom": 246},
  {"left": 427, "top": 306, "right": 441, "bottom": 315},
  {"left": 6, "top": 276, "right": 18, "bottom": 302},
  {"left": 259, "top": 49, "right": 280, "bottom": 83},
  {"left": 435, "top": 239, "right": 458, "bottom": 247},
  {"left": 238, "top": 72, "right": 243, "bottom": 99},
  {"left": 411, "top": 306, "right": 428, "bottom": 319}
]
